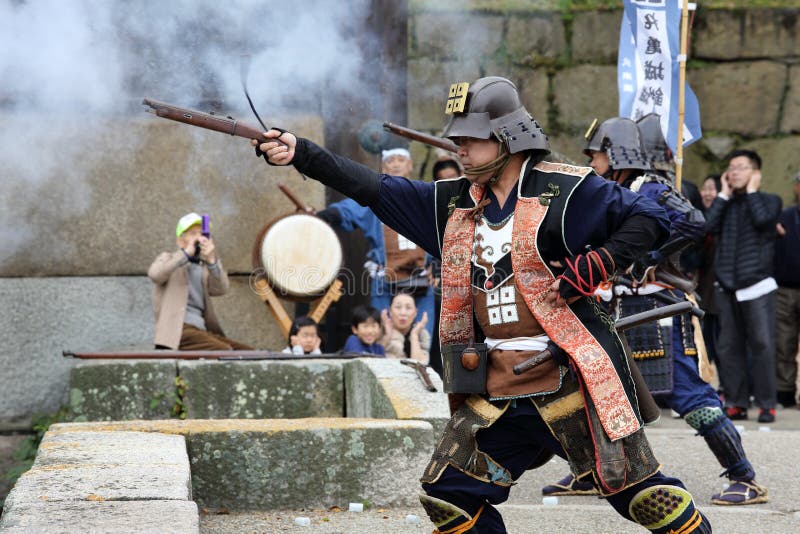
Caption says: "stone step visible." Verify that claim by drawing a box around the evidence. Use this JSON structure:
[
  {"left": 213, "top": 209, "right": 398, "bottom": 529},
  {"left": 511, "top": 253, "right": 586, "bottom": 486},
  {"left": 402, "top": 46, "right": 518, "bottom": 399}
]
[
  {"left": 40, "top": 418, "right": 435, "bottom": 510},
  {"left": 68, "top": 358, "right": 451, "bottom": 425},
  {"left": 1, "top": 430, "right": 196, "bottom": 533},
  {"left": 178, "top": 359, "right": 345, "bottom": 419},
  {"left": 3, "top": 500, "right": 199, "bottom": 534}
]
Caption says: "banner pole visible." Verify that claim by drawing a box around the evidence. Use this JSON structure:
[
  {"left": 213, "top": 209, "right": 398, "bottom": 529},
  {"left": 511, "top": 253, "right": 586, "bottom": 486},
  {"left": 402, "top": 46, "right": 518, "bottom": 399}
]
[{"left": 675, "top": 0, "right": 691, "bottom": 191}]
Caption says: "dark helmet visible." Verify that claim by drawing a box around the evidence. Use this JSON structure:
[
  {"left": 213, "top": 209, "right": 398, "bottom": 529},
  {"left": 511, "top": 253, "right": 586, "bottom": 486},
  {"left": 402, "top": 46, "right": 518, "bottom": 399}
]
[
  {"left": 584, "top": 117, "right": 651, "bottom": 171},
  {"left": 441, "top": 76, "right": 549, "bottom": 154},
  {"left": 636, "top": 113, "right": 673, "bottom": 171}
]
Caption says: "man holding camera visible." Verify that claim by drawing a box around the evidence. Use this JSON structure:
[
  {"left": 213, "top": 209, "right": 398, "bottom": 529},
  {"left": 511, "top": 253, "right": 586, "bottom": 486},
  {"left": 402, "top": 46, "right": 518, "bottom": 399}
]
[
  {"left": 705, "top": 150, "right": 782, "bottom": 423},
  {"left": 148, "top": 212, "right": 252, "bottom": 350}
]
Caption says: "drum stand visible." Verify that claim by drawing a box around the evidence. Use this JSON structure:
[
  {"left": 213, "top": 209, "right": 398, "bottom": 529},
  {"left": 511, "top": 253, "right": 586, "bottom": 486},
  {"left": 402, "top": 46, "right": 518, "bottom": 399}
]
[{"left": 253, "top": 278, "right": 343, "bottom": 339}]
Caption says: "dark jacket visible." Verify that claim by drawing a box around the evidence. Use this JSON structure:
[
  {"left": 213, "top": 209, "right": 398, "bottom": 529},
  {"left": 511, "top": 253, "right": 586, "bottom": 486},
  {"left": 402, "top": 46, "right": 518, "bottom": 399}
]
[
  {"left": 704, "top": 191, "right": 782, "bottom": 291},
  {"left": 775, "top": 205, "right": 800, "bottom": 288}
]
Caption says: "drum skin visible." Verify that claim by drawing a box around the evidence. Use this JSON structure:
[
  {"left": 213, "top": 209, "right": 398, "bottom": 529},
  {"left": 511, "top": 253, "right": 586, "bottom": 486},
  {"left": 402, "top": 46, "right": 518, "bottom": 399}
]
[{"left": 252, "top": 213, "right": 342, "bottom": 302}]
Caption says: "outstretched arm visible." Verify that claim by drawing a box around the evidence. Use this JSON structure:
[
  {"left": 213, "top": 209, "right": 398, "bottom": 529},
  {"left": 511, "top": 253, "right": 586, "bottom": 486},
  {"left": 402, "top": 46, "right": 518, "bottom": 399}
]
[{"left": 253, "top": 130, "right": 440, "bottom": 256}]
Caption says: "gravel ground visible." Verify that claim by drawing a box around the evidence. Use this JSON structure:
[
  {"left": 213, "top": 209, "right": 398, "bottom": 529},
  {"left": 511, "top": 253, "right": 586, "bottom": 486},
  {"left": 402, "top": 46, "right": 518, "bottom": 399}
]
[
  {"left": 198, "top": 407, "right": 800, "bottom": 533},
  {"left": 199, "top": 506, "right": 431, "bottom": 534}
]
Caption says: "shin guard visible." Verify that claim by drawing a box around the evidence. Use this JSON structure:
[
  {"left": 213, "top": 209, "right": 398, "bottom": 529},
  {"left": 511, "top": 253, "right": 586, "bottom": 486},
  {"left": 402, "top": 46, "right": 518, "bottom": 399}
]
[
  {"left": 629, "top": 485, "right": 711, "bottom": 533},
  {"left": 419, "top": 493, "right": 482, "bottom": 534},
  {"left": 685, "top": 406, "right": 755, "bottom": 481}
]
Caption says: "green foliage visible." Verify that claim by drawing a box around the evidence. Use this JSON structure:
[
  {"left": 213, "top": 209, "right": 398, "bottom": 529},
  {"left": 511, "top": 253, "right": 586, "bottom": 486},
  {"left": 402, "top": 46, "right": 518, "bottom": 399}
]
[
  {"left": 148, "top": 376, "right": 189, "bottom": 419},
  {"left": 172, "top": 375, "right": 189, "bottom": 419}
]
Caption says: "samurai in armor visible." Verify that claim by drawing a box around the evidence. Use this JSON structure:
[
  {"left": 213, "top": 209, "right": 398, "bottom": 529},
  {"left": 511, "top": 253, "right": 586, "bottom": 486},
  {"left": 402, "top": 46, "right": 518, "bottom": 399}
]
[
  {"left": 254, "top": 77, "right": 710, "bottom": 533},
  {"left": 542, "top": 116, "right": 768, "bottom": 507}
]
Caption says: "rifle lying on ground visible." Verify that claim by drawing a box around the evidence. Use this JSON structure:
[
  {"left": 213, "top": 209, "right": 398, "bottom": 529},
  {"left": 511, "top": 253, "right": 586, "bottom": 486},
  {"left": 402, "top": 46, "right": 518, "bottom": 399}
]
[
  {"left": 63, "top": 350, "right": 379, "bottom": 361},
  {"left": 400, "top": 359, "right": 437, "bottom": 392},
  {"left": 142, "top": 98, "right": 286, "bottom": 147},
  {"left": 383, "top": 122, "right": 458, "bottom": 153}
]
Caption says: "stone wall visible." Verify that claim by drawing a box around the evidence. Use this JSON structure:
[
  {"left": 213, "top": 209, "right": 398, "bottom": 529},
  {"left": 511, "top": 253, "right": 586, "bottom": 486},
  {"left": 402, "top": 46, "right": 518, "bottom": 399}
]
[
  {"left": 0, "top": 115, "right": 325, "bottom": 425},
  {"left": 0, "top": 276, "right": 289, "bottom": 423},
  {"left": 407, "top": 1, "right": 800, "bottom": 204}
]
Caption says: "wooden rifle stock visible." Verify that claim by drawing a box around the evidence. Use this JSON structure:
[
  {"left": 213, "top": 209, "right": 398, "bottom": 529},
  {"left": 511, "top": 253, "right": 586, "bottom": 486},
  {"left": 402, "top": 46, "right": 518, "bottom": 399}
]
[
  {"left": 382, "top": 122, "right": 458, "bottom": 153},
  {"left": 399, "top": 359, "right": 437, "bottom": 392},
  {"left": 142, "top": 98, "right": 286, "bottom": 146}
]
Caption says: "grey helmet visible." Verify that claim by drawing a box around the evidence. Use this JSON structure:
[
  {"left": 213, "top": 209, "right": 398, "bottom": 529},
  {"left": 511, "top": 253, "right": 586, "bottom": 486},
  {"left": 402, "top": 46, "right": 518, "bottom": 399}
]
[
  {"left": 584, "top": 117, "right": 651, "bottom": 171},
  {"left": 441, "top": 76, "right": 549, "bottom": 154},
  {"left": 636, "top": 113, "right": 673, "bottom": 171}
]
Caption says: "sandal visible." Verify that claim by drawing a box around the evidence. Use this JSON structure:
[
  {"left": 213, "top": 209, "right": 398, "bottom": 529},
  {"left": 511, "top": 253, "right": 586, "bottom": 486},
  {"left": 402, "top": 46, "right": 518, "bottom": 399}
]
[
  {"left": 711, "top": 480, "right": 768, "bottom": 505},
  {"left": 541, "top": 473, "right": 598, "bottom": 496}
]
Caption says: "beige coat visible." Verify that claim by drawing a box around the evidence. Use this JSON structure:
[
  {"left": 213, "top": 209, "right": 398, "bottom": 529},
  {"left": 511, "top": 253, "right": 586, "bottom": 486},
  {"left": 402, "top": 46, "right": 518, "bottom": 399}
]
[
  {"left": 383, "top": 328, "right": 431, "bottom": 361},
  {"left": 148, "top": 251, "right": 230, "bottom": 349}
]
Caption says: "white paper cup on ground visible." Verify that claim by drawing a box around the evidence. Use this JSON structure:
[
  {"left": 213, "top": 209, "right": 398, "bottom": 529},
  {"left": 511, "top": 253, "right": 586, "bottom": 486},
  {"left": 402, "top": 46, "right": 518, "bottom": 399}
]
[
  {"left": 542, "top": 496, "right": 558, "bottom": 505},
  {"left": 294, "top": 517, "right": 311, "bottom": 526},
  {"left": 349, "top": 502, "right": 364, "bottom": 512}
]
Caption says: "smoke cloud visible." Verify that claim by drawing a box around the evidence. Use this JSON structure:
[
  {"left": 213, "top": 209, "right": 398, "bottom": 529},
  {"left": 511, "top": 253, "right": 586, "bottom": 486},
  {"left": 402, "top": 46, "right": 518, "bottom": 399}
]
[{"left": 0, "top": 0, "right": 373, "bottom": 269}]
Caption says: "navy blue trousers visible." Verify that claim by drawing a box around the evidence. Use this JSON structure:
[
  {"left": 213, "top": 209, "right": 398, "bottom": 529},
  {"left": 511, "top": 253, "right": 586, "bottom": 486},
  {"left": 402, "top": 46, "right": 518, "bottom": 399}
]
[
  {"left": 665, "top": 320, "right": 723, "bottom": 416},
  {"left": 422, "top": 401, "right": 688, "bottom": 533}
]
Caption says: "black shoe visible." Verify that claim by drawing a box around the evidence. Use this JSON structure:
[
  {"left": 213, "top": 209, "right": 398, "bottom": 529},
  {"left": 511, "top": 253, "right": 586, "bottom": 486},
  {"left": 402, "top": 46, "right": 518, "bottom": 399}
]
[
  {"left": 757, "top": 408, "right": 776, "bottom": 423},
  {"left": 725, "top": 406, "right": 747, "bottom": 420}
]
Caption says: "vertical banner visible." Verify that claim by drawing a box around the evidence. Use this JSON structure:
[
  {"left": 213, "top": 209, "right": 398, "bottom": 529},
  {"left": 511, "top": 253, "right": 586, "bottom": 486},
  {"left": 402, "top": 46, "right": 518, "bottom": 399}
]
[{"left": 618, "top": 0, "right": 701, "bottom": 152}]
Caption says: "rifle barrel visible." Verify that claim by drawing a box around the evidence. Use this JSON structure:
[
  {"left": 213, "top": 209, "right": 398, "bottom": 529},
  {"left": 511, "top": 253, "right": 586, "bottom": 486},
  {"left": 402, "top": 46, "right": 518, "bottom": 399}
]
[
  {"left": 383, "top": 122, "right": 458, "bottom": 153},
  {"left": 142, "top": 98, "right": 275, "bottom": 144},
  {"left": 613, "top": 301, "right": 693, "bottom": 331}
]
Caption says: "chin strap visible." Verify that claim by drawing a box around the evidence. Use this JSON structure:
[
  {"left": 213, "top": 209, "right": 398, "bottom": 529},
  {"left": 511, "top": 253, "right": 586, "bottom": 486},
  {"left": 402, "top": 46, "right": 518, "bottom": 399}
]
[{"left": 463, "top": 141, "right": 510, "bottom": 184}]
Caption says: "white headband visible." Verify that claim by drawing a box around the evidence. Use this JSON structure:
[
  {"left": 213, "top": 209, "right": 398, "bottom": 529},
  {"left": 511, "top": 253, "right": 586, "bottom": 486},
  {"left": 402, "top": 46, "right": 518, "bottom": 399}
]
[{"left": 381, "top": 148, "right": 411, "bottom": 162}]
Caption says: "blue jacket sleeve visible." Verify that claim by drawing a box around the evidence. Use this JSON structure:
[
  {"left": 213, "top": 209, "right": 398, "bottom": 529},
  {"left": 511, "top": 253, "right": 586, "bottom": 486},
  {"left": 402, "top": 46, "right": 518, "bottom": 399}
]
[
  {"left": 371, "top": 176, "right": 440, "bottom": 259},
  {"left": 564, "top": 174, "right": 670, "bottom": 272},
  {"left": 564, "top": 174, "right": 670, "bottom": 253},
  {"left": 327, "top": 198, "right": 374, "bottom": 233}
]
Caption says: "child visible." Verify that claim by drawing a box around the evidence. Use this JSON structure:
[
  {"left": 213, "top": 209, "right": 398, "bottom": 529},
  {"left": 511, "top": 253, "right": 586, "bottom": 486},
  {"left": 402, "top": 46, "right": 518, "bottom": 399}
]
[
  {"left": 282, "top": 316, "right": 322, "bottom": 355},
  {"left": 343, "top": 305, "right": 385, "bottom": 356}
]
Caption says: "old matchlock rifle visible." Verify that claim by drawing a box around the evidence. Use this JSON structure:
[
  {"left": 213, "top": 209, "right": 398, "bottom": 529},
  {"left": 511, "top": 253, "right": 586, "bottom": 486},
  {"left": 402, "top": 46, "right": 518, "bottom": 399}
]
[
  {"left": 141, "top": 98, "right": 289, "bottom": 148},
  {"left": 142, "top": 98, "right": 458, "bottom": 156}
]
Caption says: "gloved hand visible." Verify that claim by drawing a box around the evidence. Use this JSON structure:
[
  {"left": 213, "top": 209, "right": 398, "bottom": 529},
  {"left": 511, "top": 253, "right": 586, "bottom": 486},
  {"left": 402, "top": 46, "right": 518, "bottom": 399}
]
[
  {"left": 253, "top": 127, "right": 291, "bottom": 166},
  {"left": 628, "top": 251, "right": 663, "bottom": 285}
]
